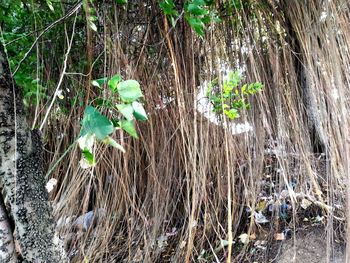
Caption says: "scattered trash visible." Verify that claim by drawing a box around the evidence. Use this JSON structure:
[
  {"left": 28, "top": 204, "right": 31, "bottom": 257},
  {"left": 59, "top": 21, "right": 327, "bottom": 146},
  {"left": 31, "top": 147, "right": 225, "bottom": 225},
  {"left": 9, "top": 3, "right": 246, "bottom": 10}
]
[
  {"left": 301, "top": 198, "right": 312, "bottom": 209},
  {"left": 256, "top": 199, "right": 267, "bottom": 211},
  {"left": 220, "top": 239, "right": 235, "bottom": 247},
  {"left": 254, "top": 211, "right": 269, "bottom": 224},
  {"left": 279, "top": 203, "right": 291, "bottom": 219},
  {"left": 83, "top": 211, "right": 94, "bottom": 231},
  {"left": 73, "top": 208, "right": 106, "bottom": 231},
  {"left": 191, "top": 220, "right": 197, "bottom": 228},
  {"left": 179, "top": 241, "right": 186, "bottom": 249},
  {"left": 238, "top": 233, "right": 256, "bottom": 245},
  {"left": 166, "top": 227, "right": 177, "bottom": 237},
  {"left": 279, "top": 189, "right": 289, "bottom": 199},
  {"left": 239, "top": 233, "right": 250, "bottom": 244},
  {"left": 267, "top": 203, "right": 274, "bottom": 213},
  {"left": 254, "top": 240, "right": 267, "bottom": 250},
  {"left": 313, "top": 215, "right": 324, "bottom": 223},
  {"left": 275, "top": 229, "right": 292, "bottom": 240},
  {"left": 283, "top": 228, "right": 292, "bottom": 239},
  {"left": 157, "top": 235, "right": 168, "bottom": 249},
  {"left": 45, "top": 178, "right": 57, "bottom": 193},
  {"left": 275, "top": 232, "right": 285, "bottom": 241}
]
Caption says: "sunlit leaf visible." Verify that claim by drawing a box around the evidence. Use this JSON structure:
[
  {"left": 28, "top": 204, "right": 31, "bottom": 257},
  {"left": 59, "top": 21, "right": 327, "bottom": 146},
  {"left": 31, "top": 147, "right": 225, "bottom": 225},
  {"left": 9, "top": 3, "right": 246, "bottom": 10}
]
[
  {"left": 187, "top": 4, "right": 209, "bottom": 16},
  {"left": 82, "top": 149, "right": 95, "bottom": 164},
  {"left": 119, "top": 120, "right": 138, "bottom": 138},
  {"left": 108, "top": 74, "right": 122, "bottom": 92},
  {"left": 117, "top": 80, "right": 143, "bottom": 102},
  {"left": 89, "top": 21, "right": 98, "bottom": 32},
  {"left": 116, "top": 103, "right": 134, "bottom": 120},
  {"left": 187, "top": 16, "right": 205, "bottom": 36},
  {"left": 46, "top": 0, "right": 54, "bottom": 11},
  {"left": 103, "top": 136, "right": 125, "bottom": 153},
  {"left": 78, "top": 133, "right": 95, "bottom": 151},
  {"left": 116, "top": 0, "right": 128, "bottom": 4},
  {"left": 92, "top": 77, "right": 107, "bottom": 88},
  {"left": 132, "top": 101, "right": 148, "bottom": 121}
]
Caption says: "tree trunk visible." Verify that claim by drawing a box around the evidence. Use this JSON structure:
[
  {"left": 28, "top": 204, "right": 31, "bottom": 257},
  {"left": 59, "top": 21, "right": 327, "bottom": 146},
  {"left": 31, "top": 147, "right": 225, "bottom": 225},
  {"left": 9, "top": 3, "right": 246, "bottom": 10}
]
[
  {"left": 281, "top": 1, "right": 327, "bottom": 152},
  {"left": 0, "top": 43, "right": 67, "bottom": 262}
]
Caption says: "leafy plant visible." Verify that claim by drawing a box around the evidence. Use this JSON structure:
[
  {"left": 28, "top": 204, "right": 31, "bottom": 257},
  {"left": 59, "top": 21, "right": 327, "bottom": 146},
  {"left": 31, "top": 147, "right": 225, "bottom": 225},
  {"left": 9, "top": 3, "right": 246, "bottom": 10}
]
[
  {"left": 184, "top": 0, "right": 220, "bottom": 37},
  {"left": 159, "top": 0, "right": 220, "bottom": 36},
  {"left": 159, "top": 0, "right": 179, "bottom": 26},
  {"left": 206, "top": 71, "right": 263, "bottom": 120},
  {"left": 115, "top": 0, "right": 128, "bottom": 4},
  {"left": 78, "top": 74, "right": 148, "bottom": 168}
]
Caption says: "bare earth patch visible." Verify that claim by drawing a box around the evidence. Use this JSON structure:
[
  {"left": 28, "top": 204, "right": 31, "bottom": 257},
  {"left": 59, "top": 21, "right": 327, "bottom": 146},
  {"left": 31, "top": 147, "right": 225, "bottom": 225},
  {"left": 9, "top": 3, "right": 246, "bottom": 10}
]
[{"left": 276, "top": 228, "right": 344, "bottom": 263}]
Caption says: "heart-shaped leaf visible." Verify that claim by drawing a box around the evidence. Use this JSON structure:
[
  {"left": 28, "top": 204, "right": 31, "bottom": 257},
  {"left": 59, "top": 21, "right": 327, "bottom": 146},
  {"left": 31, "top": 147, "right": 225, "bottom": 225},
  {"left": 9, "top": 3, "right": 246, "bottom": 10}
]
[
  {"left": 132, "top": 101, "right": 148, "bottom": 121},
  {"left": 119, "top": 120, "right": 138, "bottom": 138},
  {"left": 80, "top": 106, "right": 114, "bottom": 140},
  {"left": 108, "top": 74, "right": 122, "bottom": 92},
  {"left": 117, "top": 80, "right": 143, "bottom": 102},
  {"left": 116, "top": 103, "right": 134, "bottom": 120},
  {"left": 92, "top": 77, "right": 107, "bottom": 88},
  {"left": 103, "top": 136, "right": 125, "bottom": 152}
]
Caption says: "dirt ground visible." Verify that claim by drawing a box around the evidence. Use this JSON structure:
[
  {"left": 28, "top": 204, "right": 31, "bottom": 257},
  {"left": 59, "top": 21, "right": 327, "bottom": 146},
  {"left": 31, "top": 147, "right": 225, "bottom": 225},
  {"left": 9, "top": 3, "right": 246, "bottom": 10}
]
[{"left": 276, "top": 228, "right": 344, "bottom": 263}]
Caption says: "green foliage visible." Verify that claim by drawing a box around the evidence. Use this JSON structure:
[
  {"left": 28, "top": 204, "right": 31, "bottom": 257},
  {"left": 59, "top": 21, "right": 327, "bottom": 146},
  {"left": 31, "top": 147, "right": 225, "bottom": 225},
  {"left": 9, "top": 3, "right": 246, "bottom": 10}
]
[
  {"left": 108, "top": 74, "right": 122, "bottom": 92},
  {"left": 118, "top": 120, "right": 138, "bottom": 139},
  {"left": 116, "top": 0, "right": 128, "bottom": 4},
  {"left": 0, "top": 0, "right": 63, "bottom": 108},
  {"left": 78, "top": 75, "right": 148, "bottom": 168},
  {"left": 159, "top": 0, "right": 220, "bottom": 36},
  {"left": 46, "top": 0, "right": 55, "bottom": 11},
  {"left": 132, "top": 101, "right": 148, "bottom": 121},
  {"left": 185, "top": 0, "right": 221, "bottom": 36},
  {"left": 83, "top": 0, "right": 99, "bottom": 32},
  {"left": 80, "top": 106, "right": 114, "bottom": 140},
  {"left": 116, "top": 104, "right": 134, "bottom": 120},
  {"left": 229, "top": 0, "right": 243, "bottom": 10},
  {"left": 206, "top": 71, "right": 263, "bottom": 120},
  {"left": 117, "top": 80, "right": 143, "bottom": 102},
  {"left": 92, "top": 77, "right": 108, "bottom": 88},
  {"left": 159, "top": 0, "right": 179, "bottom": 25}
]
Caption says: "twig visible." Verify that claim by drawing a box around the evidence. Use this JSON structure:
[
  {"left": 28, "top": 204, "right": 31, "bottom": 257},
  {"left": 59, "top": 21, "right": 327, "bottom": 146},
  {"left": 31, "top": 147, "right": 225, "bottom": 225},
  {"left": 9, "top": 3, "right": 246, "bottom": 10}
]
[
  {"left": 11, "top": 1, "right": 82, "bottom": 77},
  {"left": 39, "top": 13, "right": 78, "bottom": 131}
]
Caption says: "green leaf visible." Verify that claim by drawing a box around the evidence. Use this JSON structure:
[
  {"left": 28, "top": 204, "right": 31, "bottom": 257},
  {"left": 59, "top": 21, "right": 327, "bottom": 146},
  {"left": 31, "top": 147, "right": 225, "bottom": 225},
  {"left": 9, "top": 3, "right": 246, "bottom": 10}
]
[
  {"left": 187, "top": 16, "right": 205, "bottom": 36},
  {"left": 92, "top": 77, "right": 107, "bottom": 88},
  {"left": 224, "top": 108, "right": 239, "bottom": 120},
  {"left": 80, "top": 106, "right": 114, "bottom": 140},
  {"left": 231, "top": 0, "right": 242, "bottom": 10},
  {"left": 204, "top": 0, "right": 215, "bottom": 5},
  {"left": 187, "top": 4, "right": 209, "bottom": 16},
  {"left": 95, "top": 98, "right": 113, "bottom": 108},
  {"left": 132, "top": 101, "right": 148, "bottom": 121},
  {"left": 116, "top": 0, "right": 128, "bottom": 4},
  {"left": 159, "top": 0, "right": 178, "bottom": 16},
  {"left": 103, "top": 136, "right": 125, "bottom": 153},
  {"left": 117, "top": 80, "right": 143, "bottom": 102},
  {"left": 78, "top": 133, "right": 95, "bottom": 152},
  {"left": 46, "top": 0, "right": 54, "bottom": 11},
  {"left": 116, "top": 103, "right": 134, "bottom": 120},
  {"left": 191, "top": 0, "right": 206, "bottom": 6},
  {"left": 111, "top": 118, "right": 120, "bottom": 127},
  {"left": 82, "top": 149, "right": 95, "bottom": 165},
  {"left": 89, "top": 21, "right": 98, "bottom": 32},
  {"left": 108, "top": 74, "right": 122, "bottom": 92},
  {"left": 119, "top": 120, "right": 138, "bottom": 138}
]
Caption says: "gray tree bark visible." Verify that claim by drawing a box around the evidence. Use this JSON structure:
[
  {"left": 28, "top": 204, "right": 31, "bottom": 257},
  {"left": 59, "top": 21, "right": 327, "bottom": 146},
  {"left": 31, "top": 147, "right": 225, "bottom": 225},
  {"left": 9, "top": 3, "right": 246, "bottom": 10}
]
[
  {"left": 0, "top": 194, "right": 16, "bottom": 262},
  {"left": 0, "top": 43, "right": 67, "bottom": 262}
]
